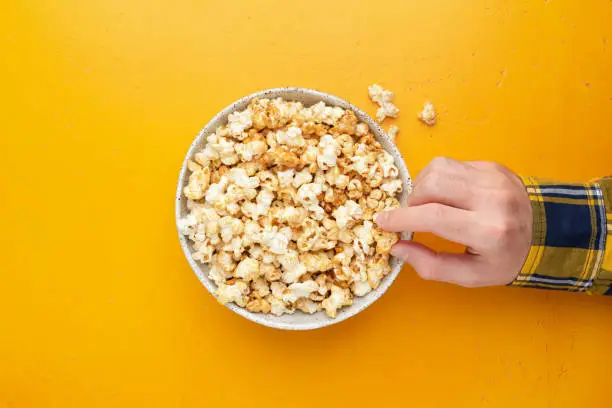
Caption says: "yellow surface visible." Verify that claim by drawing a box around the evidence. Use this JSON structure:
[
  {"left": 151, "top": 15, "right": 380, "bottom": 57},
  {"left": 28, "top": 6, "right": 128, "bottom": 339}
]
[{"left": 2, "top": 1, "right": 612, "bottom": 407}]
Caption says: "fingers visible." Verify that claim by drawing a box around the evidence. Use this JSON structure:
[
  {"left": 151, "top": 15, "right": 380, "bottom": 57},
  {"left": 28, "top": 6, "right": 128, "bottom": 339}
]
[
  {"left": 408, "top": 171, "right": 474, "bottom": 209},
  {"left": 390, "top": 240, "right": 483, "bottom": 287},
  {"left": 375, "top": 204, "right": 480, "bottom": 248},
  {"left": 408, "top": 157, "right": 475, "bottom": 209}
]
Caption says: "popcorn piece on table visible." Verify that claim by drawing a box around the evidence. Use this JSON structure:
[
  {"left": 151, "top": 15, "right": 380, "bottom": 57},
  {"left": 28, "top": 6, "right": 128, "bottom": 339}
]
[
  {"left": 418, "top": 101, "right": 437, "bottom": 126},
  {"left": 368, "top": 84, "right": 394, "bottom": 105},
  {"left": 387, "top": 125, "right": 400, "bottom": 143},
  {"left": 368, "top": 84, "right": 400, "bottom": 123},
  {"left": 376, "top": 103, "right": 400, "bottom": 123}
]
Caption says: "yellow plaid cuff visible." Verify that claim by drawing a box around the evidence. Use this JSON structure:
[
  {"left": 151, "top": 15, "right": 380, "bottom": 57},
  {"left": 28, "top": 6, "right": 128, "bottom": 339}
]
[{"left": 511, "top": 176, "right": 611, "bottom": 294}]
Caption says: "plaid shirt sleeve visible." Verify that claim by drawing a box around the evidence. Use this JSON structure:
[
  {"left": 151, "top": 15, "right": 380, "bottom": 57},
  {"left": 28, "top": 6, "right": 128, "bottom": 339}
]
[{"left": 510, "top": 176, "right": 612, "bottom": 294}]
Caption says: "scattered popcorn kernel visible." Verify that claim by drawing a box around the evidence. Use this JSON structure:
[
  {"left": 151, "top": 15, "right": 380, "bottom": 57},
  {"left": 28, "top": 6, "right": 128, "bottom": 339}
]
[
  {"left": 368, "top": 84, "right": 400, "bottom": 123},
  {"left": 368, "top": 84, "right": 394, "bottom": 105},
  {"left": 388, "top": 125, "right": 400, "bottom": 143},
  {"left": 418, "top": 102, "right": 436, "bottom": 126},
  {"left": 376, "top": 103, "right": 400, "bottom": 123}
]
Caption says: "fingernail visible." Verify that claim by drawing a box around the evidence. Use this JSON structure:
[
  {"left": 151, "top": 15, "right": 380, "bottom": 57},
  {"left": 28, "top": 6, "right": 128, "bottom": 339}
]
[
  {"left": 374, "top": 211, "right": 386, "bottom": 226},
  {"left": 390, "top": 244, "right": 408, "bottom": 260}
]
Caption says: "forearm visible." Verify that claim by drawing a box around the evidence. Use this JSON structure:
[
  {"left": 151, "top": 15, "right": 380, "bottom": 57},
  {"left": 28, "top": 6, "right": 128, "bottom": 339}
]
[{"left": 511, "top": 177, "right": 612, "bottom": 294}]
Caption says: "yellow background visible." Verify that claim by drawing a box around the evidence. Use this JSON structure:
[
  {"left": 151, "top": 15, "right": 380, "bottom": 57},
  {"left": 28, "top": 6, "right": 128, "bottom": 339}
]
[{"left": 2, "top": 0, "right": 612, "bottom": 407}]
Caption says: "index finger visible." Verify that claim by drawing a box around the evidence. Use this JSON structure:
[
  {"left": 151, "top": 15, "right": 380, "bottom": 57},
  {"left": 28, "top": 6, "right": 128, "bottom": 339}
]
[{"left": 375, "top": 203, "right": 482, "bottom": 248}]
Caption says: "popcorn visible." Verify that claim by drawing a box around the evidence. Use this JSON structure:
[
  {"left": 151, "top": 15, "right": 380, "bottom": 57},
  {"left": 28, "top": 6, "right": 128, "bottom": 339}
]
[
  {"left": 277, "top": 169, "right": 295, "bottom": 187},
  {"left": 279, "top": 249, "right": 308, "bottom": 283},
  {"left": 380, "top": 179, "right": 403, "bottom": 196},
  {"left": 351, "top": 280, "right": 372, "bottom": 296},
  {"left": 296, "top": 226, "right": 321, "bottom": 252},
  {"left": 356, "top": 123, "right": 368, "bottom": 137},
  {"left": 183, "top": 168, "right": 211, "bottom": 200},
  {"left": 317, "top": 134, "right": 339, "bottom": 170},
  {"left": 208, "top": 264, "right": 231, "bottom": 285},
  {"left": 353, "top": 221, "right": 375, "bottom": 260},
  {"left": 216, "top": 281, "right": 249, "bottom": 307},
  {"left": 261, "top": 263, "right": 282, "bottom": 281},
  {"left": 376, "top": 103, "right": 399, "bottom": 123},
  {"left": 209, "top": 135, "right": 239, "bottom": 165},
  {"left": 297, "top": 183, "right": 323, "bottom": 211},
  {"left": 228, "top": 168, "right": 259, "bottom": 189},
  {"left": 332, "top": 199, "right": 363, "bottom": 229},
  {"left": 276, "top": 126, "right": 306, "bottom": 147},
  {"left": 367, "top": 255, "right": 391, "bottom": 289},
  {"left": 180, "top": 98, "right": 403, "bottom": 318},
  {"left": 216, "top": 251, "right": 236, "bottom": 273},
  {"left": 322, "top": 285, "right": 353, "bottom": 318},
  {"left": 418, "top": 101, "right": 436, "bottom": 126},
  {"left": 388, "top": 125, "right": 400, "bottom": 143},
  {"left": 278, "top": 206, "right": 307, "bottom": 226},
  {"left": 301, "top": 251, "right": 333, "bottom": 273},
  {"left": 368, "top": 84, "right": 394, "bottom": 105},
  {"left": 293, "top": 169, "right": 314, "bottom": 188},
  {"left": 235, "top": 140, "right": 267, "bottom": 161},
  {"left": 205, "top": 176, "right": 230, "bottom": 205},
  {"left": 282, "top": 281, "right": 318, "bottom": 303},
  {"left": 378, "top": 151, "right": 399, "bottom": 178},
  {"left": 347, "top": 179, "right": 364, "bottom": 199},
  {"left": 234, "top": 257, "right": 260, "bottom": 281},
  {"left": 246, "top": 298, "right": 271, "bottom": 313},
  {"left": 368, "top": 84, "right": 400, "bottom": 123},
  {"left": 268, "top": 296, "right": 293, "bottom": 316},
  {"left": 177, "top": 214, "right": 198, "bottom": 236},
  {"left": 351, "top": 151, "right": 375, "bottom": 176},
  {"left": 251, "top": 277, "right": 270, "bottom": 298},
  {"left": 227, "top": 109, "right": 253, "bottom": 139},
  {"left": 270, "top": 281, "right": 287, "bottom": 299},
  {"left": 296, "top": 298, "right": 320, "bottom": 314},
  {"left": 260, "top": 225, "right": 292, "bottom": 255},
  {"left": 256, "top": 189, "right": 275, "bottom": 215}
]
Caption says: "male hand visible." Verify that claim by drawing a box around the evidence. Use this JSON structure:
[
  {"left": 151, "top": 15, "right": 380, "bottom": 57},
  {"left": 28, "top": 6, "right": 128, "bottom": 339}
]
[{"left": 375, "top": 157, "right": 532, "bottom": 287}]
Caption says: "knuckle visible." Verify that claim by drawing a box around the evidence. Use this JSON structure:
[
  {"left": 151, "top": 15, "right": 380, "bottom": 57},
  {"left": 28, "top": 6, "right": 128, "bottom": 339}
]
[
  {"left": 417, "top": 173, "right": 440, "bottom": 194},
  {"left": 430, "top": 156, "right": 452, "bottom": 170},
  {"left": 487, "top": 220, "right": 515, "bottom": 239},
  {"left": 481, "top": 161, "right": 505, "bottom": 172},
  {"left": 494, "top": 190, "right": 516, "bottom": 207}
]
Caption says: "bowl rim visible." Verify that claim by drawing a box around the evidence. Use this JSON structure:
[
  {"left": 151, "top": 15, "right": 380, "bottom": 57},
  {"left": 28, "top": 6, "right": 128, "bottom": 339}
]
[{"left": 175, "top": 87, "right": 412, "bottom": 330}]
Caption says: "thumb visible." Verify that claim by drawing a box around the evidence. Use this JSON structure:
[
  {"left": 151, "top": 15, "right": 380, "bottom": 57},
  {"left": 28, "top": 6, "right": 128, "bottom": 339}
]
[{"left": 391, "top": 240, "right": 482, "bottom": 287}]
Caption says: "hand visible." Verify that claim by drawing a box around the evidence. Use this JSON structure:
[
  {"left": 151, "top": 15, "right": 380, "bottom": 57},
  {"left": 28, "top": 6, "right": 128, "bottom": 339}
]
[{"left": 375, "top": 157, "right": 532, "bottom": 287}]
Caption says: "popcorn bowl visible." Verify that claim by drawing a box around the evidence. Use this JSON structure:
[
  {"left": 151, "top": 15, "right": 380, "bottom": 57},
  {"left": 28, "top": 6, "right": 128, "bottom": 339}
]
[{"left": 176, "top": 87, "right": 412, "bottom": 330}]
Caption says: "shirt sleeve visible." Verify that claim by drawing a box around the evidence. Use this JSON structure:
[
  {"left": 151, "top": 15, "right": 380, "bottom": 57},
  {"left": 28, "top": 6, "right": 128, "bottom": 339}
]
[{"left": 510, "top": 176, "right": 612, "bottom": 294}]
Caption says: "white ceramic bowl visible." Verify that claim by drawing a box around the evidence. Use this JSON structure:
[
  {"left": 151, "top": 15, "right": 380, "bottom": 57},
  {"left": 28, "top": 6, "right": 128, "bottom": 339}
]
[{"left": 176, "top": 87, "right": 412, "bottom": 330}]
